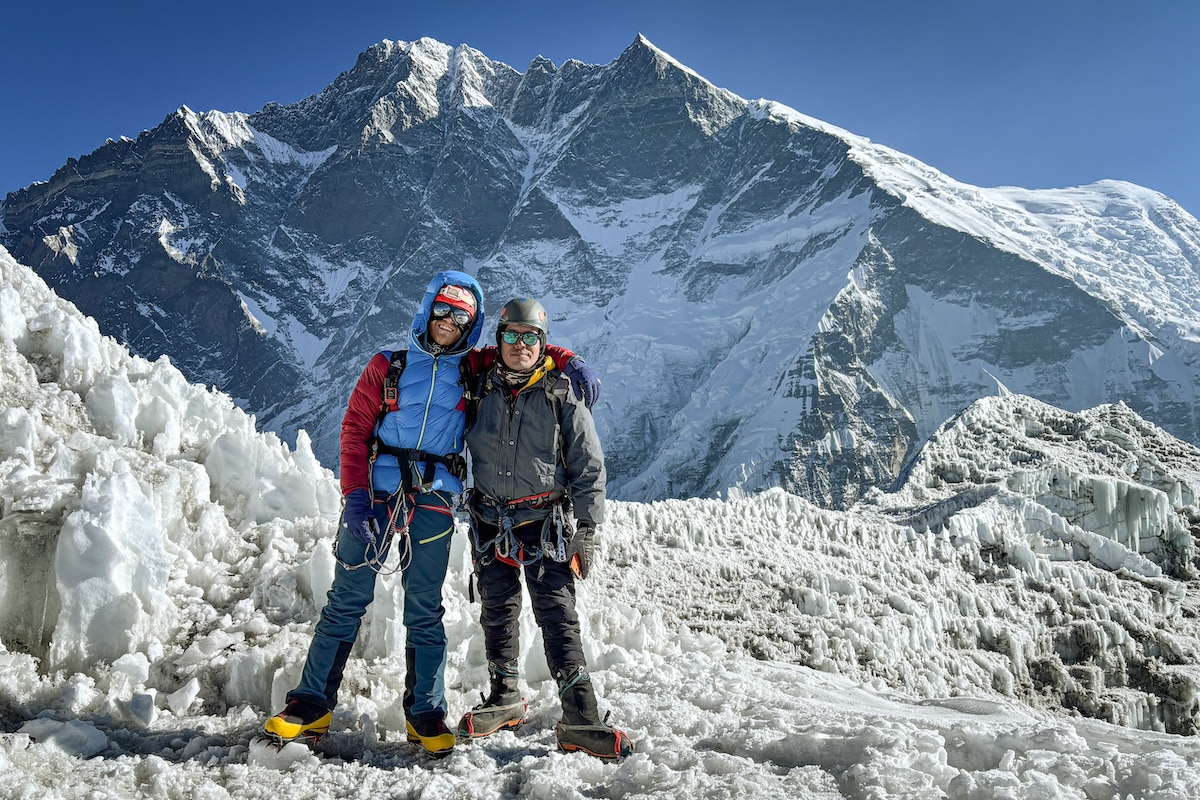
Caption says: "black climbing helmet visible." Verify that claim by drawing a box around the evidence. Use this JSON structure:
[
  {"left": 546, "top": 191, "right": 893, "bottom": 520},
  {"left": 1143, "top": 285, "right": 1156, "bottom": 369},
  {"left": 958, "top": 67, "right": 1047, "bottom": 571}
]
[{"left": 496, "top": 298, "right": 549, "bottom": 343}]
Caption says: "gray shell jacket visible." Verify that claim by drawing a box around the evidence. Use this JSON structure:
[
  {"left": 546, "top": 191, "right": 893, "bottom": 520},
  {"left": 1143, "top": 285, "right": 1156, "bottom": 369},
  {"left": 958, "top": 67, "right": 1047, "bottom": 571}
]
[{"left": 466, "top": 360, "right": 606, "bottom": 528}]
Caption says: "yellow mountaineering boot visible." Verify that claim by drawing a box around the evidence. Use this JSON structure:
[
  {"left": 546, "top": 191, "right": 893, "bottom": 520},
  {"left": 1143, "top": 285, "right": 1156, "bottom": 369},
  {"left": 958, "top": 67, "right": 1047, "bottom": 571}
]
[
  {"left": 406, "top": 716, "right": 456, "bottom": 757},
  {"left": 261, "top": 698, "right": 333, "bottom": 746}
]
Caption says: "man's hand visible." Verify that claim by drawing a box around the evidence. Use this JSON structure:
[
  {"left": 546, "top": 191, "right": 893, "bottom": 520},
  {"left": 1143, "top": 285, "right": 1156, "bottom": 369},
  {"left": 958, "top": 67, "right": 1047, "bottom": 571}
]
[
  {"left": 341, "top": 488, "right": 376, "bottom": 545},
  {"left": 568, "top": 523, "right": 596, "bottom": 579},
  {"left": 563, "top": 357, "right": 601, "bottom": 408}
]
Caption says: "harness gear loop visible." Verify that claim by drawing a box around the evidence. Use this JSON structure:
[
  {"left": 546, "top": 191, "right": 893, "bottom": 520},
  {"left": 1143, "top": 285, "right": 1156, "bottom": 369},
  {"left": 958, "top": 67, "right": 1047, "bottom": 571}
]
[
  {"left": 334, "top": 492, "right": 412, "bottom": 576},
  {"left": 541, "top": 501, "right": 571, "bottom": 563}
]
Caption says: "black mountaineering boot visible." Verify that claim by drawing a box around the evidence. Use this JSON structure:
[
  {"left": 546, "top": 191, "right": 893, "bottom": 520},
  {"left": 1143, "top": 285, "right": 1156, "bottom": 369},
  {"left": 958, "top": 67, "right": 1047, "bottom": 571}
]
[
  {"left": 553, "top": 664, "right": 634, "bottom": 760},
  {"left": 458, "top": 660, "right": 527, "bottom": 738}
]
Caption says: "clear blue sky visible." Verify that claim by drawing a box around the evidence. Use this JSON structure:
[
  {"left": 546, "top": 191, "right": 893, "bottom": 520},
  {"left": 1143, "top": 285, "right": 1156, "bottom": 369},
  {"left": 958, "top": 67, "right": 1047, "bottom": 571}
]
[{"left": 2, "top": 0, "right": 1197, "bottom": 217}]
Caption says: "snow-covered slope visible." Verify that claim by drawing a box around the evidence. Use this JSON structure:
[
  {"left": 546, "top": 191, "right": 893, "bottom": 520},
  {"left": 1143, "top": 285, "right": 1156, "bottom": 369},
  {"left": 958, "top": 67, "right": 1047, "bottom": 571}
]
[
  {"left": 3, "top": 248, "right": 1200, "bottom": 796},
  {"left": 5, "top": 36, "right": 1200, "bottom": 511}
]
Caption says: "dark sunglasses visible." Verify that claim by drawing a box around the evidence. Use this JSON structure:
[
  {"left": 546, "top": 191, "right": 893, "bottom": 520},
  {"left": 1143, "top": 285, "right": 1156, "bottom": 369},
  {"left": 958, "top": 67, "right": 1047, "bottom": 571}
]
[
  {"left": 500, "top": 330, "right": 542, "bottom": 346},
  {"left": 431, "top": 302, "right": 473, "bottom": 327}
]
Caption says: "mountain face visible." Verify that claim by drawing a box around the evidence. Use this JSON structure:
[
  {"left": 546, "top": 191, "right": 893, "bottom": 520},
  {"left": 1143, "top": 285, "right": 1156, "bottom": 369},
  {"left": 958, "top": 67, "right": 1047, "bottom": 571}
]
[{"left": 4, "top": 35, "right": 1200, "bottom": 507}]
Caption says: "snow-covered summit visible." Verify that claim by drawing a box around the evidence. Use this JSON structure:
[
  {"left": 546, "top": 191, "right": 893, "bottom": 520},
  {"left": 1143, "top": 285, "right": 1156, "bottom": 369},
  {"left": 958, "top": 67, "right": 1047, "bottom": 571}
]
[{"left": 4, "top": 36, "right": 1200, "bottom": 514}]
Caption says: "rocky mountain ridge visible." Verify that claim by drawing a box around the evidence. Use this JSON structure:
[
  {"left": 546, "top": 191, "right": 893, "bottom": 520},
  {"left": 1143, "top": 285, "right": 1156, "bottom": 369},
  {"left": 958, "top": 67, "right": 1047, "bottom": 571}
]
[{"left": 4, "top": 35, "right": 1199, "bottom": 506}]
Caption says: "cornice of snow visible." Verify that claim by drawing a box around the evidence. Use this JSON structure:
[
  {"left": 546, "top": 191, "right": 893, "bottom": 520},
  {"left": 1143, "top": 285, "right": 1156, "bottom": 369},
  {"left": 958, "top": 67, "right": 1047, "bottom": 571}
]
[{"left": 752, "top": 99, "right": 1200, "bottom": 346}]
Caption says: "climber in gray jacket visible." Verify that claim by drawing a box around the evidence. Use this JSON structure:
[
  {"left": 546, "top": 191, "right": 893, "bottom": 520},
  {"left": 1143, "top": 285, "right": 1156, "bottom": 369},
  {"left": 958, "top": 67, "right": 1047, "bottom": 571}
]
[{"left": 459, "top": 297, "right": 633, "bottom": 760}]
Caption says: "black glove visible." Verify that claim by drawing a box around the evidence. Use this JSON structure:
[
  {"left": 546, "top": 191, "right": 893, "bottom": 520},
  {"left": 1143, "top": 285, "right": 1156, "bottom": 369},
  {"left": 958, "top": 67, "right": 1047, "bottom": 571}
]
[{"left": 568, "top": 523, "right": 596, "bottom": 579}]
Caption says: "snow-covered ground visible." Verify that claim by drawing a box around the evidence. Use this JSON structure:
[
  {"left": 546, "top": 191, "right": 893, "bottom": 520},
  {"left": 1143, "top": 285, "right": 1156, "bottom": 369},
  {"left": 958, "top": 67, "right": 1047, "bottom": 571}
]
[{"left": 2, "top": 243, "right": 1200, "bottom": 798}]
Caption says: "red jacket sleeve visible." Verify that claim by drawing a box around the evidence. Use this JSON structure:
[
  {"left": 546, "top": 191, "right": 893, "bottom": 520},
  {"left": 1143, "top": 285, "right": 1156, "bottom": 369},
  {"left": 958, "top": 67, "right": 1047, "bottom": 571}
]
[
  {"left": 465, "top": 348, "right": 490, "bottom": 375},
  {"left": 546, "top": 343, "right": 576, "bottom": 370},
  {"left": 339, "top": 352, "right": 390, "bottom": 496}
]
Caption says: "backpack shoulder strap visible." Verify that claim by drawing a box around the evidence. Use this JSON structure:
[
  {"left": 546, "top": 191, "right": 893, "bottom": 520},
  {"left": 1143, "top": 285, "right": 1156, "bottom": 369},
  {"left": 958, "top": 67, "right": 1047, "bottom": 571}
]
[
  {"left": 381, "top": 349, "right": 407, "bottom": 415},
  {"left": 460, "top": 360, "right": 490, "bottom": 430},
  {"left": 544, "top": 369, "right": 575, "bottom": 501},
  {"left": 545, "top": 369, "right": 570, "bottom": 406}
]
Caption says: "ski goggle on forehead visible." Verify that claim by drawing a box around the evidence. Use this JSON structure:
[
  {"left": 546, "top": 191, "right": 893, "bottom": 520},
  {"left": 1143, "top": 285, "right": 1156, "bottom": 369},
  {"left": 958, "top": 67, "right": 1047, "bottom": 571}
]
[
  {"left": 500, "top": 330, "right": 542, "bottom": 346},
  {"left": 431, "top": 302, "right": 473, "bottom": 327}
]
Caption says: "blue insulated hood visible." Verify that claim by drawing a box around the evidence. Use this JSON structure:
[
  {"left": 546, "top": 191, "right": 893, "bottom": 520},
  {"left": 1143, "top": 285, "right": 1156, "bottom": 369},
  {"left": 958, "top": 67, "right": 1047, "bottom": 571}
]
[{"left": 409, "top": 270, "right": 485, "bottom": 355}]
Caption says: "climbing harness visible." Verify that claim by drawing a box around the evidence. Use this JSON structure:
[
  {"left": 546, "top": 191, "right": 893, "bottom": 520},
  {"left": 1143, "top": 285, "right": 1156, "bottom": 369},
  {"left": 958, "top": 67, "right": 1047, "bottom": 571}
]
[{"left": 468, "top": 491, "right": 573, "bottom": 567}]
